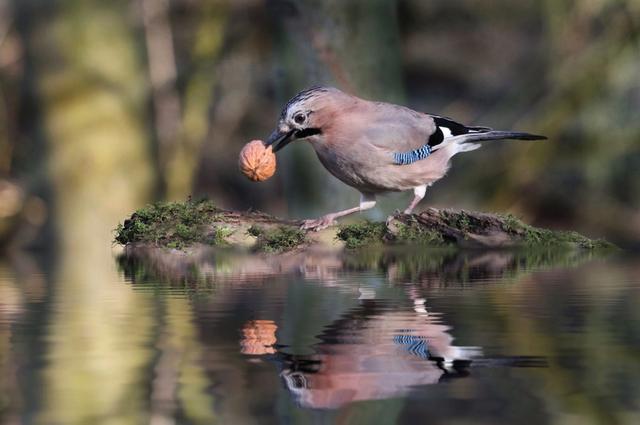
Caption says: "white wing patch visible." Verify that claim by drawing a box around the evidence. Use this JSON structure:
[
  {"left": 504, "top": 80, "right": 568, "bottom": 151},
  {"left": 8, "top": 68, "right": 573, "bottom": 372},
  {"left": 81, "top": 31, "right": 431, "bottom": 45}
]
[{"left": 440, "top": 126, "right": 453, "bottom": 138}]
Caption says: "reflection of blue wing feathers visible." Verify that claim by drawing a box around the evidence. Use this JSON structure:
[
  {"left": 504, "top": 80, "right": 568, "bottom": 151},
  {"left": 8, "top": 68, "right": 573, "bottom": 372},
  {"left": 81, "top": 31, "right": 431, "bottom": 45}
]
[{"left": 393, "top": 335, "right": 430, "bottom": 359}]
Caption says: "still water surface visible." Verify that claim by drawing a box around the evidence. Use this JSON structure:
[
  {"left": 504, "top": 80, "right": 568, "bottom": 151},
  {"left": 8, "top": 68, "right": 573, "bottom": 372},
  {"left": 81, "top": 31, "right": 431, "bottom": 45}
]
[{"left": 1, "top": 248, "right": 639, "bottom": 424}]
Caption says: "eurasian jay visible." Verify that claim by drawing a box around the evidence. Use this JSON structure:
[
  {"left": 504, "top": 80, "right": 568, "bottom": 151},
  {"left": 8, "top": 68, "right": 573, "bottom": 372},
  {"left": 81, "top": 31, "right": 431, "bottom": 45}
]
[{"left": 266, "top": 86, "right": 546, "bottom": 231}]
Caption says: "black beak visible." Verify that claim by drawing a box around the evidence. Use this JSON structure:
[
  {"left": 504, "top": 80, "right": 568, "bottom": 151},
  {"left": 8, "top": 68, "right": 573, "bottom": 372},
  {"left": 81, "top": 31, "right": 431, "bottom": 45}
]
[{"left": 265, "top": 129, "right": 296, "bottom": 153}]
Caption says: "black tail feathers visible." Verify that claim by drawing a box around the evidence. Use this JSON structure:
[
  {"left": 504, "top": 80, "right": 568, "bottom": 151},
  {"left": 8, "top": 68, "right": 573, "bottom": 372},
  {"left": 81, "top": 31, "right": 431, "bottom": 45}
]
[{"left": 462, "top": 130, "right": 547, "bottom": 143}]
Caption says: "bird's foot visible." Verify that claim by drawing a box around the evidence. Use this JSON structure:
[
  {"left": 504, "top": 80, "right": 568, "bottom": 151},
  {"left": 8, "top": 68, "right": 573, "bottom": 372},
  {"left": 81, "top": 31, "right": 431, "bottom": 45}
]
[
  {"left": 385, "top": 215, "right": 396, "bottom": 227},
  {"left": 301, "top": 214, "right": 338, "bottom": 232},
  {"left": 384, "top": 209, "right": 403, "bottom": 226}
]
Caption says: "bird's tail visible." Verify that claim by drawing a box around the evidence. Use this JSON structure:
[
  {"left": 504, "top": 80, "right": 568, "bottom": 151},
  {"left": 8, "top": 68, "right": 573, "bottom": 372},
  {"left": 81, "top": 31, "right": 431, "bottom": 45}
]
[
  {"left": 435, "top": 130, "right": 547, "bottom": 155},
  {"left": 462, "top": 130, "right": 547, "bottom": 143}
]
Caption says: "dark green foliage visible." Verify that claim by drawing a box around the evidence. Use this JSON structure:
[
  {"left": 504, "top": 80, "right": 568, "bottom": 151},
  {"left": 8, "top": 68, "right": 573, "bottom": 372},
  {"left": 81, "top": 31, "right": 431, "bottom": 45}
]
[
  {"left": 336, "top": 221, "right": 387, "bottom": 249},
  {"left": 248, "top": 225, "right": 306, "bottom": 253},
  {"left": 114, "top": 199, "right": 231, "bottom": 249}
]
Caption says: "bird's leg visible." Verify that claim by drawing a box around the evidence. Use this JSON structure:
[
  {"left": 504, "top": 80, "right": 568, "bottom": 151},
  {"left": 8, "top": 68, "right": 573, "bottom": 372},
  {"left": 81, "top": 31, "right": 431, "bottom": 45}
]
[
  {"left": 403, "top": 185, "right": 427, "bottom": 215},
  {"left": 386, "top": 185, "right": 428, "bottom": 226},
  {"left": 301, "top": 193, "right": 376, "bottom": 231}
]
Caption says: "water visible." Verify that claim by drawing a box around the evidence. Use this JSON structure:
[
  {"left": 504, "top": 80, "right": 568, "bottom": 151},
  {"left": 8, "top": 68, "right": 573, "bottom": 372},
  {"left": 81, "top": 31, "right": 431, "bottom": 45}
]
[{"left": 1, "top": 247, "right": 639, "bottom": 424}]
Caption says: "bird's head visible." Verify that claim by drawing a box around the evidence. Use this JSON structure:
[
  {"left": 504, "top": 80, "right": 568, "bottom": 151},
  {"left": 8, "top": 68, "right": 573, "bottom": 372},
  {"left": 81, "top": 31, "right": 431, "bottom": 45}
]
[{"left": 265, "top": 86, "right": 340, "bottom": 152}]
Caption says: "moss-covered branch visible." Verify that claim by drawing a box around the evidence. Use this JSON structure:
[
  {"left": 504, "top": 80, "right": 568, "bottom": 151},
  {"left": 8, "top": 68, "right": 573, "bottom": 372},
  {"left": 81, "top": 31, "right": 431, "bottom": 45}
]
[
  {"left": 114, "top": 199, "right": 614, "bottom": 253},
  {"left": 114, "top": 199, "right": 299, "bottom": 251}
]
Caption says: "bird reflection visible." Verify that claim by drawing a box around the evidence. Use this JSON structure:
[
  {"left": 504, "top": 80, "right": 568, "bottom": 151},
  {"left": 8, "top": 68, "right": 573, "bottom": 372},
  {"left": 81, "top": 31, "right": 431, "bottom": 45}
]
[{"left": 242, "top": 299, "right": 480, "bottom": 409}]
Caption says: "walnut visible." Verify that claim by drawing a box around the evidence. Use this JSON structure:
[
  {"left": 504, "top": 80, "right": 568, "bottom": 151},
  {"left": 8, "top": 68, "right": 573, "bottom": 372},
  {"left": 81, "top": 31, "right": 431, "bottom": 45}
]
[
  {"left": 240, "top": 320, "right": 278, "bottom": 355},
  {"left": 238, "top": 140, "right": 276, "bottom": 182}
]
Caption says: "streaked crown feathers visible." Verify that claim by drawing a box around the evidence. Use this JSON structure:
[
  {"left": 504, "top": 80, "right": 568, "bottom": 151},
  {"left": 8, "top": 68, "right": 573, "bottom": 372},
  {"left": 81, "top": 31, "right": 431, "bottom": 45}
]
[{"left": 279, "top": 86, "right": 333, "bottom": 121}]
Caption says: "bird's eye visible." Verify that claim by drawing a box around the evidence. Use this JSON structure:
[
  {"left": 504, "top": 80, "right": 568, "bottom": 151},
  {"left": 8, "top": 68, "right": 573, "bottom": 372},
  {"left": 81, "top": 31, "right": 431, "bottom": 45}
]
[{"left": 294, "top": 113, "right": 306, "bottom": 124}]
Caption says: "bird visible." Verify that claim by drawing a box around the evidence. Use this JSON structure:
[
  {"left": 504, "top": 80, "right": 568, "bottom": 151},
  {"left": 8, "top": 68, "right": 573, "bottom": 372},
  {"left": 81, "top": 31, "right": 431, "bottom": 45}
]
[{"left": 265, "top": 86, "right": 546, "bottom": 231}]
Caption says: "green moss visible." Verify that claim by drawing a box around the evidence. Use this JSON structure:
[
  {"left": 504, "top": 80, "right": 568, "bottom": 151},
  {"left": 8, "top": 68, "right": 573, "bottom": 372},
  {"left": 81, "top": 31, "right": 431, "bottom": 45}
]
[
  {"left": 248, "top": 225, "right": 306, "bottom": 253},
  {"left": 442, "top": 210, "right": 478, "bottom": 234},
  {"left": 395, "top": 221, "right": 447, "bottom": 246},
  {"left": 114, "top": 198, "right": 230, "bottom": 249},
  {"left": 209, "top": 226, "right": 234, "bottom": 245},
  {"left": 497, "top": 213, "right": 614, "bottom": 249},
  {"left": 521, "top": 227, "right": 613, "bottom": 249},
  {"left": 501, "top": 213, "right": 523, "bottom": 233},
  {"left": 456, "top": 212, "right": 471, "bottom": 233},
  {"left": 336, "top": 221, "right": 387, "bottom": 249}
]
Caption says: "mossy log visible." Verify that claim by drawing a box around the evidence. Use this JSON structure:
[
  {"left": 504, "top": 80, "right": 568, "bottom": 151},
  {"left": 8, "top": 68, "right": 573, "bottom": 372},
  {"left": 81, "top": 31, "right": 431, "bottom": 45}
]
[{"left": 114, "top": 199, "right": 614, "bottom": 253}]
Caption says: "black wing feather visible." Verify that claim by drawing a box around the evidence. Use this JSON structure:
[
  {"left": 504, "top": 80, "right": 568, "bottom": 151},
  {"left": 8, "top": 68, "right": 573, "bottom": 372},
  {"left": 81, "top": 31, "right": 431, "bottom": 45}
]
[{"left": 427, "top": 115, "right": 492, "bottom": 147}]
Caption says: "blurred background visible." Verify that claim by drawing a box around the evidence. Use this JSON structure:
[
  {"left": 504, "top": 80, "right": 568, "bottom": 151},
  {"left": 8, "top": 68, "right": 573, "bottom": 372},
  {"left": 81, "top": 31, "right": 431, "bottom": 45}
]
[
  {"left": 0, "top": 0, "right": 638, "bottom": 253},
  {"left": 0, "top": 2, "right": 639, "bottom": 424}
]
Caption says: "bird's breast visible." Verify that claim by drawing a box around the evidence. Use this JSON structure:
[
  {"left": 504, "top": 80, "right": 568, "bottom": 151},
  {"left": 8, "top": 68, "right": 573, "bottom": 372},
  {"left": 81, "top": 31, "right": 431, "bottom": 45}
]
[
  {"left": 310, "top": 138, "right": 454, "bottom": 193},
  {"left": 312, "top": 144, "right": 371, "bottom": 189}
]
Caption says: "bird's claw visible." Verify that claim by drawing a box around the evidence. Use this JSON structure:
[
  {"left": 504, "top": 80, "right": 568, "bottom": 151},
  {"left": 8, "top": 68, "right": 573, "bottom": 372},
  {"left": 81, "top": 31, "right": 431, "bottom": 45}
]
[
  {"left": 385, "top": 215, "right": 395, "bottom": 227},
  {"left": 385, "top": 209, "right": 404, "bottom": 226},
  {"left": 301, "top": 215, "right": 337, "bottom": 232}
]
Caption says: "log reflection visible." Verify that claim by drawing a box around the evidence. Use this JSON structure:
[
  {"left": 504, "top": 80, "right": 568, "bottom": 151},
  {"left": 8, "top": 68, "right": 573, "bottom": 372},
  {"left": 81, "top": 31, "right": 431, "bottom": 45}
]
[{"left": 118, "top": 244, "right": 596, "bottom": 287}]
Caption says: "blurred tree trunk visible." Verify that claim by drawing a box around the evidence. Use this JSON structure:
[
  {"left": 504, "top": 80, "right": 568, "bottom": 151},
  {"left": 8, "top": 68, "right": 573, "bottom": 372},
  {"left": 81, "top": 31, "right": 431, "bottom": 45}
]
[
  {"left": 13, "top": 1, "right": 157, "bottom": 423},
  {"left": 1, "top": 0, "right": 53, "bottom": 249},
  {"left": 18, "top": 0, "right": 156, "bottom": 250},
  {"left": 191, "top": 1, "right": 282, "bottom": 210},
  {"left": 140, "top": 0, "right": 182, "bottom": 197},
  {"left": 163, "top": 0, "right": 229, "bottom": 200},
  {"left": 0, "top": 0, "right": 22, "bottom": 178}
]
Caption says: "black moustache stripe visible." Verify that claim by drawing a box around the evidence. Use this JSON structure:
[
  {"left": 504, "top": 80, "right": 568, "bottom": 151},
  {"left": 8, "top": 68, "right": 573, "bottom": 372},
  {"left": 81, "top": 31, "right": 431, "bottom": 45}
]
[{"left": 295, "top": 128, "right": 322, "bottom": 138}]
